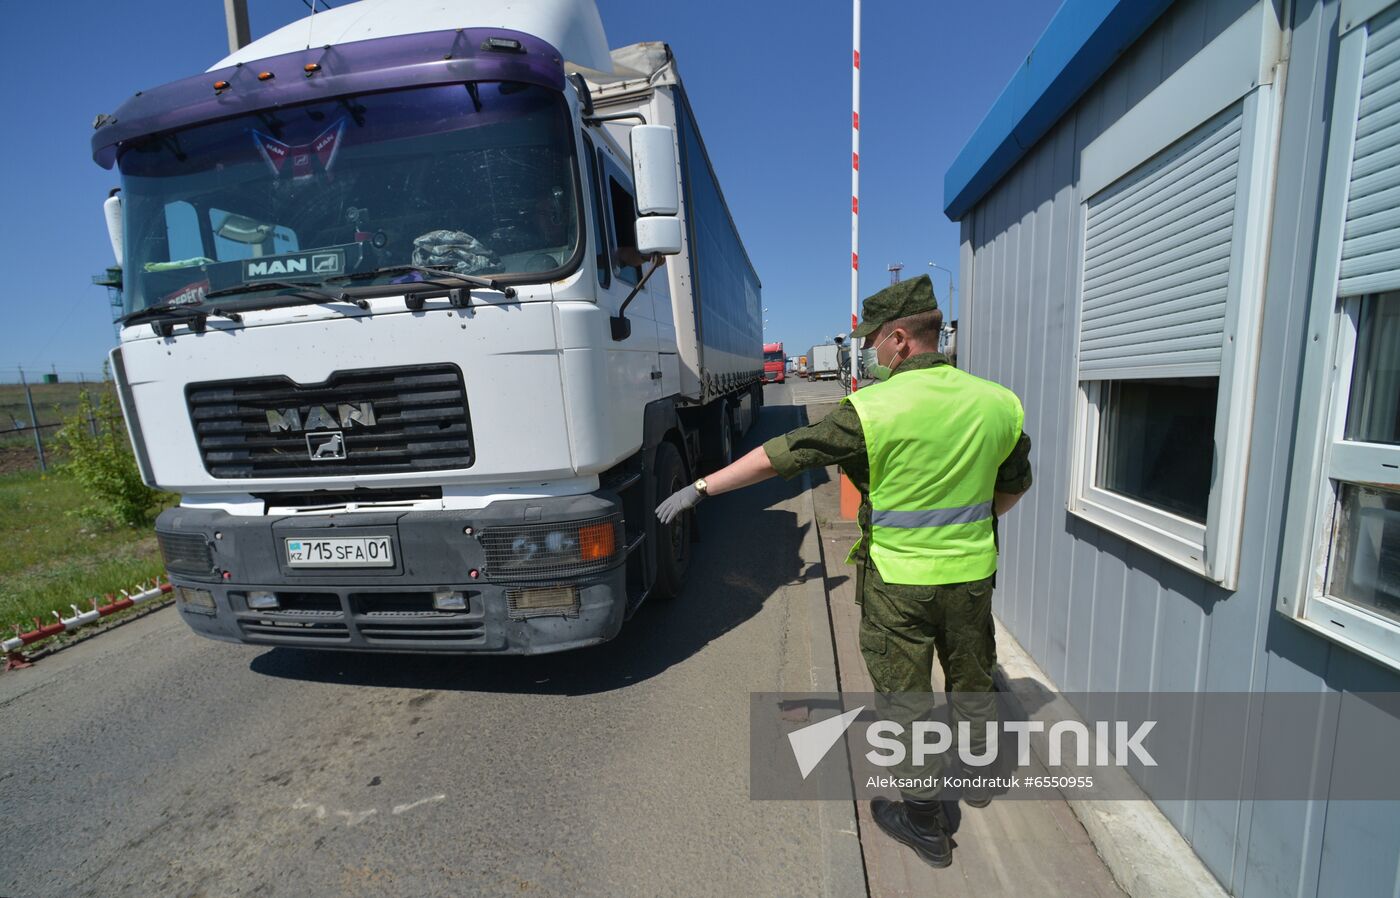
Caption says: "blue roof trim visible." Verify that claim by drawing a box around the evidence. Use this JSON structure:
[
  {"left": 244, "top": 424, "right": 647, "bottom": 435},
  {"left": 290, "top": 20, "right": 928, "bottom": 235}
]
[{"left": 942, "top": 0, "right": 1174, "bottom": 221}]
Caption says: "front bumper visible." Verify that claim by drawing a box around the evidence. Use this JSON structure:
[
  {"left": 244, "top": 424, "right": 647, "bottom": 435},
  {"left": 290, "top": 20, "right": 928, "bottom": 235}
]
[{"left": 156, "top": 491, "right": 629, "bottom": 655}]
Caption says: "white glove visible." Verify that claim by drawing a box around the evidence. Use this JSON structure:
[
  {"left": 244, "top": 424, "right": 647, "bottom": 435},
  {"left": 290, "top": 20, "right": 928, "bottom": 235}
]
[{"left": 656, "top": 484, "right": 703, "bottom": 524}]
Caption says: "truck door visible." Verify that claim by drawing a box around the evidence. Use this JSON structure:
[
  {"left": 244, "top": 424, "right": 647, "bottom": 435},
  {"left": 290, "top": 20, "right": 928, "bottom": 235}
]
[{"left": 595, "top": 146, "right": 664, "bottom": 399}]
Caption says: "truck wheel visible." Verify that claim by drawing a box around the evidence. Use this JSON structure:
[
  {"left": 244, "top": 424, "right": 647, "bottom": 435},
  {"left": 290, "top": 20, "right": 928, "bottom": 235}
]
[
  {"left": 653, "top": 441, "right": 691, "bottom": 600},
  {"left": 716, "top": 403, "right": 734, "bottom": 468}
]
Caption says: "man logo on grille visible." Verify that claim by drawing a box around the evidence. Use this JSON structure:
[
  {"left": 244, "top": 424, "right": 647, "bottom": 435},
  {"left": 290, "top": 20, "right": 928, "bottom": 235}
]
[
  {"left": 307, "top": 431, "right": 347, "bottom": 460},
  {"left": 267, "top": 402, "right": 377, "bottom": 433}
]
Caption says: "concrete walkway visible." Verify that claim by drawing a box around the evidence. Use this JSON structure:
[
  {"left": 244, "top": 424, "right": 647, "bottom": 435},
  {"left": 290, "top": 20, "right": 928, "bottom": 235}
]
[{"left": 800, "top": 393, "right": 1126, "bottom": 897}]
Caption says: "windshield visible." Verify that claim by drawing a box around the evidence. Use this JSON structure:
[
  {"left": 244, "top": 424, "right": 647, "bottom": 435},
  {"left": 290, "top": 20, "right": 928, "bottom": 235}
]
[
  {"left": 764, "top": 351, "right": 783, "bottom": 362},
  {"left": 118, "top": 82, "right": 580, "bottom": 314}
]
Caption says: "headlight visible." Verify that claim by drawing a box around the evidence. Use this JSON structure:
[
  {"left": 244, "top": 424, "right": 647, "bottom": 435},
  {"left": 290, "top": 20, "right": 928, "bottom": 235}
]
[
  {"left": 507, "top": 585, "right": 580, "bottom": 619},
  {"left": 175, "top": 586, "right": 217, "bottom": 615},
  {"left": 433, "top": 589, "right": 468, "bottom": 611},
  {"left": 246, "top": 590, "right": 279, "bottom": 610},
  {"left": 480, "top": 515, "right": 622, "bottom": 582}
]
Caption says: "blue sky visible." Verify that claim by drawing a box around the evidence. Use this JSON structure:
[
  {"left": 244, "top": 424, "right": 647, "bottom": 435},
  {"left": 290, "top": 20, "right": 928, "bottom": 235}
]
[{"left": 0, "top": 0, "right": 1057, "bottom": 377}]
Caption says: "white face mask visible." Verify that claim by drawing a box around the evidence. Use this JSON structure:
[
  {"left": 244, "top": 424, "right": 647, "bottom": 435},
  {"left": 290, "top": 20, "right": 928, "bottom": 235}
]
[{"left": 860, "top": 331, "right": 897, "bottom": 381}]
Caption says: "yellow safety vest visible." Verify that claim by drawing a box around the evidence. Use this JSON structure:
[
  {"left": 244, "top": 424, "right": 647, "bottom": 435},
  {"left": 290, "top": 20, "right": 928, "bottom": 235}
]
[{"left": 845, "top": 366, "right": 1024, "bottom": 585}]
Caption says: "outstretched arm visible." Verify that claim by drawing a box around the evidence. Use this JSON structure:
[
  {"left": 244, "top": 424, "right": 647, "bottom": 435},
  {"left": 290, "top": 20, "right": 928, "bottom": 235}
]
[
  {"left": 655, "top": 403, "right": 866, "bottom": 524},
  {"left": 705, "top": 445, "right": 778, "bottom": 496},
  {"left": 654, "top": 446, "right": 778, "bottom": 524}
]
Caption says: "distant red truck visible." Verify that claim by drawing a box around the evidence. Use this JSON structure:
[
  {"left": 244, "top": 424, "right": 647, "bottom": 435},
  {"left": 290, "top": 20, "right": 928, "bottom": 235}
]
[{"left": 763, "top": 342, "right": 785, "bottom": 384}]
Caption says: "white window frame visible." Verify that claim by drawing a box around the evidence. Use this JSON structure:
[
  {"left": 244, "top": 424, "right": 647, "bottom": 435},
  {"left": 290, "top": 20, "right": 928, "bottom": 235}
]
[
  {"left": 1067, "top": 4, "right": 1284, "bottom": 590},
  {"left": 1278, "top": 10, "right": 1400, "bottom": 670},
  {"left": 1071, "top": 380, "right": 1211, "bottom": 570}
]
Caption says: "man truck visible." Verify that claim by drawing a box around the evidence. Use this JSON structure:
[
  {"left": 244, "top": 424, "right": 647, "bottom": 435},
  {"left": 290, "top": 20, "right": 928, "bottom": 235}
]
[
  {"left": 762, "top": 341, "right": 785, "bottom": 384},
  {"left": 92, "top": 0, "right": 764, "bottom": 654}
]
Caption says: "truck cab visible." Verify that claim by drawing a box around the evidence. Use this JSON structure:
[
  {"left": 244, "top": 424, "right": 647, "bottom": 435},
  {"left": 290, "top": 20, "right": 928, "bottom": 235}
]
[
  {"left": 763, "top": 342, "right": 785, "bottom": 384},
  {"left": 92, "top": 0, "right": 763, "bottom": 655}
]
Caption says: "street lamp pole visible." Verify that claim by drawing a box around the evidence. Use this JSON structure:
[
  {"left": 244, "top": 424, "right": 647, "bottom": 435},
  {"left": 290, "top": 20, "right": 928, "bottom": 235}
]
[
  {"left": 224, "top": 0, "right": 251, "bottom": 53},
  {"left": 927, "top": 262, "right": 956, "bottom": 322}
]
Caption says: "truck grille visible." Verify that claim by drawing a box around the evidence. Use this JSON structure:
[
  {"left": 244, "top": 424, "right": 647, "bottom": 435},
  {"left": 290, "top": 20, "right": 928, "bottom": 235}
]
[
  {"left": 239, "top": 616, "right": 350, "bottom": 642},
  {"left": 186, "top": 365, "right": 474, "bottom": 479},
  {"left": 232, "top": 591, "right": 487, "bottom": 648}
]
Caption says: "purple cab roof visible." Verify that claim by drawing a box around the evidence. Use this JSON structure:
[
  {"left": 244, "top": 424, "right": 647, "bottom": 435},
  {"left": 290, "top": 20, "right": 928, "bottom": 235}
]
[{"left": 92, "top": 27, "right": 566, "bottom": 169}]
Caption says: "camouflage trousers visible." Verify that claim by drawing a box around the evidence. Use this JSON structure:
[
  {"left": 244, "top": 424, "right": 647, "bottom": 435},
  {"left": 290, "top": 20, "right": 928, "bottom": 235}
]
[{"left": 857, "top": 555, "right": 998, "bottom": 801}]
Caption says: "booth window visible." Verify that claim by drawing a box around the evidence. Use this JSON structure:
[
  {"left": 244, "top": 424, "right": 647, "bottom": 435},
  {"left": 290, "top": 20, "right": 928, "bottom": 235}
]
[
  {"left": 1069, "top": 96, "right": 1270, "bottom": 587},
  {"left": 1279, "top": 3, "right": 1400, "bottom": 669}
]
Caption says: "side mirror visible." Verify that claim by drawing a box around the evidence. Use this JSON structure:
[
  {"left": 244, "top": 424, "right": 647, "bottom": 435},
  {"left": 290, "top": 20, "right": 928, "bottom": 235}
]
[
  {"left": 630, "top": 125, "right": 679, "bottom": 215},
  {"left": 631, "top": 125, "right": 682, "bottom": 256},
  {"left": 103, "top": 189, "right": 123, "bottom": 266},
  {"left": 636, "top": 217, "right": 682, "bottom": 255}
]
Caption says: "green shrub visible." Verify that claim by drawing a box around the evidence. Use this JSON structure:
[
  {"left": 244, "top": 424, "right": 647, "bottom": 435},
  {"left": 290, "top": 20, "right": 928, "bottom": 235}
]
[{"left": 53, "top": 390, "right": 167, "bottom": 527}]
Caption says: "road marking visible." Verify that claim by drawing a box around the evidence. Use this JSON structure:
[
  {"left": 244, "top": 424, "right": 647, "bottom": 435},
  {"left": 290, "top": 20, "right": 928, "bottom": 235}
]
[
  {"left": 292, "top": 795, "right": 446, "bottom": 823},
  {"left": 336, "top": 808, "right": 378, "bottom": 826},
  {"left": 392, "top": 794, "right": 446, "bottom": 815},
  {"left": 292, "top": 797, "right": 328, "bottom": 820}
]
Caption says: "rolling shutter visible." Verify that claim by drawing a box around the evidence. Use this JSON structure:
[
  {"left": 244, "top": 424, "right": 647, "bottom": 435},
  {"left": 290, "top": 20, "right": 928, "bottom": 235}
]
[
  {"left": 1079, "top": 103, "right": 1244, "bottom": 380},
  {"left": 1340, "top": 5, "right": 1400, "bottom": 297}
]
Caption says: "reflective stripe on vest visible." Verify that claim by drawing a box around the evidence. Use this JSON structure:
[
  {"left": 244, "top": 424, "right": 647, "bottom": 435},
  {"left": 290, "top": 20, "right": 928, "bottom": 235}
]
[
  {"left": 870, "top": 501, "right": 994, "bottom": 529},
  {"left": 846, "top": 365, "right": 1024, "bottom": 586}
]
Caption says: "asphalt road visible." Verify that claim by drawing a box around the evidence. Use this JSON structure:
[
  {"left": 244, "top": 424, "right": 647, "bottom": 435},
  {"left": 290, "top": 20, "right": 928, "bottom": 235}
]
[{"left": 0, "top": 384, "right": 840, "bottom": 898}]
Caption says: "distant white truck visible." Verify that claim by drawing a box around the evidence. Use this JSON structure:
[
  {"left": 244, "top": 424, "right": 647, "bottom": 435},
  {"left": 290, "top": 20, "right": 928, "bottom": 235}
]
[
  {"left": 806, "top": 343, "right": 841, "bottom": 381},
  {"left": 91, "top": 0, "right": 764, "bottom": 654}
]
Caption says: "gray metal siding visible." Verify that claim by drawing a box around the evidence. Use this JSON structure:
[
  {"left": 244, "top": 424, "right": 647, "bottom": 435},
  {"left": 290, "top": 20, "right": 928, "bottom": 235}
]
[{"left": 959, "top": 0, "right": 1400, "bottom": 896}]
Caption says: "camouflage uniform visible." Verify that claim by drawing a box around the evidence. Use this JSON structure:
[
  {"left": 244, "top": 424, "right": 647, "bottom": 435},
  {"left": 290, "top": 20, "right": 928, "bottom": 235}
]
[{"left": 764, "top": 350, "right": 1032, "bottom": 799}]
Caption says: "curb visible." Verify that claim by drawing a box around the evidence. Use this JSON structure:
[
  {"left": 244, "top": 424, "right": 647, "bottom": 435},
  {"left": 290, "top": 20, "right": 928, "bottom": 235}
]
[
  {"left": 784, "top": 392, "right": 868, "bottom": 898},
  {"left": 798, "top": 465, "right": 869, "bottom": 898},
  {"left": 991, "top": 618, "right": 1229, "bottom": 898}
]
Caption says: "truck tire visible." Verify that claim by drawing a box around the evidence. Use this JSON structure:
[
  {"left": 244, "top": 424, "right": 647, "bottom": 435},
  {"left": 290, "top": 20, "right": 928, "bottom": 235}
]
[
  {"left": 652, "top": 441, "right": 691, "bottom": 600},
  {"left": 716, "top": 402, "right": 734, "bottom": 468}
]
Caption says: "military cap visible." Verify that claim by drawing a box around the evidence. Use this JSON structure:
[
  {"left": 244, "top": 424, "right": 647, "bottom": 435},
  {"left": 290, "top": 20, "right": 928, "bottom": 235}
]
[{"left": 851, "top": 274, "right": 939, "bottom": 339}]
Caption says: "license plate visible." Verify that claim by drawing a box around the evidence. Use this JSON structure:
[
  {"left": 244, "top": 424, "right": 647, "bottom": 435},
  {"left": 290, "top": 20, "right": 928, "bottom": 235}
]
[{"left": 285, "top": 536, "right": 394, "bottom": 567}]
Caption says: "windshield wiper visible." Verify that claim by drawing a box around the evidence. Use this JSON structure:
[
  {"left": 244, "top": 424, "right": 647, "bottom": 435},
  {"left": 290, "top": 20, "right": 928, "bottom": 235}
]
[
  {"left": 329, "top": 265, "right": 516, "bottom": 309},
  {"left": 121, "top": 305, "right": 242, "bottom": 326},
  {"left": 204, "top": 279, "right": 354, "bottom": 304},
  {"left": 120, "top": 304, "right": 243, "bottom": 337}
]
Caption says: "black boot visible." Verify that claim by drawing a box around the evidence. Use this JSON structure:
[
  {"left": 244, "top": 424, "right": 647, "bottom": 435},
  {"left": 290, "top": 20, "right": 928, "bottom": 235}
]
[{"left": 870, "top": 797, "right": 952, "bottom": 868}]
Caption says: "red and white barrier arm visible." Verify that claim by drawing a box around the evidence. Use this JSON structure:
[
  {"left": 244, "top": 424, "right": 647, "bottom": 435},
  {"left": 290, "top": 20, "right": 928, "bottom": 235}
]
[{"left": 2, "top": 580, "right": 172, "bottom": 654}]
